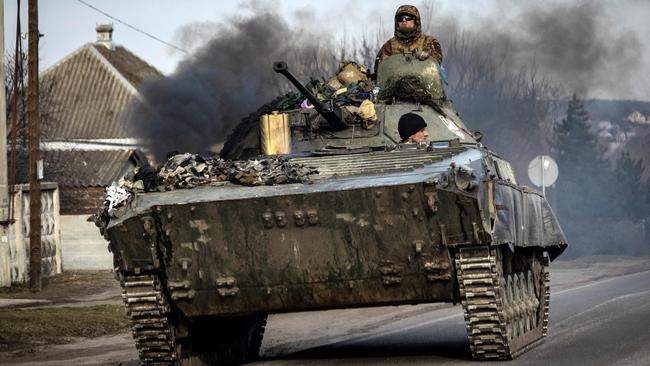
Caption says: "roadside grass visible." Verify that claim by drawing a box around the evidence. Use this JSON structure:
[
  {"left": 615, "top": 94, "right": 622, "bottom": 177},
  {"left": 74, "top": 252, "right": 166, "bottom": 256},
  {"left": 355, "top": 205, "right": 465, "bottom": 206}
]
[
  {"left": 0, "top": 304, "right": 129, "bottom": 352},
  {"left": 0, "top": 270, "right": 120, "bottom": 302}
]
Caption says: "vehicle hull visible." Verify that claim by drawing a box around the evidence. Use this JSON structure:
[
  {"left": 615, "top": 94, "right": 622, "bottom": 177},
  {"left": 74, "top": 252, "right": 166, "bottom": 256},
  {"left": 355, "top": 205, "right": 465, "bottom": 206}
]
[{"left": 107, "top": 148, "right": 565, "bottom": 318}]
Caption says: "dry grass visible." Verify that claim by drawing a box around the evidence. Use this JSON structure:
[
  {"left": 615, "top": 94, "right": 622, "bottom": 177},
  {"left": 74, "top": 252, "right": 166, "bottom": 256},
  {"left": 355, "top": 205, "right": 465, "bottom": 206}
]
[
  {"left": 0, "top": 304, "right": 129, "bottom": 352},
  {"left": 0, "top": 270, "right": 120, "bottom": 302}
]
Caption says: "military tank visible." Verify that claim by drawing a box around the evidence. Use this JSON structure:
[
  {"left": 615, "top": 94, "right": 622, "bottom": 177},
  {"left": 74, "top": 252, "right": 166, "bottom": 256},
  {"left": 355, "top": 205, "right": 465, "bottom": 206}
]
[{"left": 100, "top": 53, "right": 567, "bottom": 365}]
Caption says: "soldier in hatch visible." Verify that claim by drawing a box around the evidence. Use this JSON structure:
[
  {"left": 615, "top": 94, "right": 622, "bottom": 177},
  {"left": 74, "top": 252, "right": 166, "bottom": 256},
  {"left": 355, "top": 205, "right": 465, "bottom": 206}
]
[
  {"left": 398, "top": 113, "right": 429, "bottom": 143},
  {"left": 374, "top": 4, "right": 443, "bottom": 74}
]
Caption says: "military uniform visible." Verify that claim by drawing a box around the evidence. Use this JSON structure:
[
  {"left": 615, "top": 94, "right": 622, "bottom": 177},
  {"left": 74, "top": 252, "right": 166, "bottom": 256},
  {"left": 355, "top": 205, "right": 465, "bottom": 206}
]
[{"left": 375, "top": 5, "right": 443, "bottom": 74}]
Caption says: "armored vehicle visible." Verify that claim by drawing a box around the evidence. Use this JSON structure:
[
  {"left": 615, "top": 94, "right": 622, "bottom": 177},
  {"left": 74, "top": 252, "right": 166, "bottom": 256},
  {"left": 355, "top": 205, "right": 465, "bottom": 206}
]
[{"left": 102, "top": 54, "right": 567, "bottom": 365}]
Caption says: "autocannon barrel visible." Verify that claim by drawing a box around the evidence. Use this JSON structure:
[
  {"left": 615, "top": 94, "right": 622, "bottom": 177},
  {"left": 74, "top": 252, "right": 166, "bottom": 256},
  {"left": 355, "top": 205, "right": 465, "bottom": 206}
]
[{"left": 273, "top": 61, "right": 346, "bottom": 127}]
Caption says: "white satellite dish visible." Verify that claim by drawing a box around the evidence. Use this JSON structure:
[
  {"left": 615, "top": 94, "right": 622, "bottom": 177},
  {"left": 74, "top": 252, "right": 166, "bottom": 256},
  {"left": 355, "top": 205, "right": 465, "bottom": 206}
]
[{"left": 528, "top": 155, "right": 558, "bottom": 196}]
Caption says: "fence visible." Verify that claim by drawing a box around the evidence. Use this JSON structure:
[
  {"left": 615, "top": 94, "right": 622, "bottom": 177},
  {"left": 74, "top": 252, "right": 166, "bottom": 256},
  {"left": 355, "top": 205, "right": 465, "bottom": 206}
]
[{"left": 0, "top": 182, "right": 61, "bottom": 287}]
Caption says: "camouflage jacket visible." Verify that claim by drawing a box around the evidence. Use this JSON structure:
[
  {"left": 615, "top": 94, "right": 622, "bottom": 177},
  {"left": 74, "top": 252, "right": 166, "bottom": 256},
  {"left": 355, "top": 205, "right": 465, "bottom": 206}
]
[
  {"left": 376, "top": 34, "right": 443, "bottom": 64},
  {"left": 374, "top": 5, "right": 443, "bottom": 74}
]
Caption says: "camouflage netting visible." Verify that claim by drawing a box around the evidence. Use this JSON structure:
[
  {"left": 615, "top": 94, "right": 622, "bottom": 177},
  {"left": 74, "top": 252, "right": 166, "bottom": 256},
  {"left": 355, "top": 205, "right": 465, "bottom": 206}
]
[
  {"left": 92, "top": 154, "right": 318, "bottom": 236},
  {"left": 157, "top": 153, "right": 318, "bottom": 189},
  {"left": 378, "top": 75, "right": 442, "bottom": 106}
]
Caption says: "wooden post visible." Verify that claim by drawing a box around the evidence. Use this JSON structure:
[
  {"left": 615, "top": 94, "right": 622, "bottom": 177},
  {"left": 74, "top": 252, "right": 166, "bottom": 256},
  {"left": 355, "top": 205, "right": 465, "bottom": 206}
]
[
  {"left": 0, "top": 0, "right": 8, "bottom": 225},
  {"left": 0, "top": 0, "right": 9, "bottom": 288},
  {"left": 28, "top": 0, "right": 41, "bottom": 292}
]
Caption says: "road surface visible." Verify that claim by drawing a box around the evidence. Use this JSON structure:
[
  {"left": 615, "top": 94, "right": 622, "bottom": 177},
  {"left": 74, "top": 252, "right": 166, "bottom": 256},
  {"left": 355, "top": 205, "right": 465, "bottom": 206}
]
[
  {"left": 4, "top": 259, "right": 650, "bottom": 365},
  {"left": 255, "top": 269, "right": 650, "bottom": 366}
]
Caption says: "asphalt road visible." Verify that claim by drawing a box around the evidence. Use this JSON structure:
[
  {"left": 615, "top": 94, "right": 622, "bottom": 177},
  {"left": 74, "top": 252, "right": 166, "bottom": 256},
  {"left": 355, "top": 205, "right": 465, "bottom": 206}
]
[
  {"left": 4, "top": 264, "right": 650, "bottom": 365},
  {"left": 254, "top": 269, "right": 650, "bottom": 366}
]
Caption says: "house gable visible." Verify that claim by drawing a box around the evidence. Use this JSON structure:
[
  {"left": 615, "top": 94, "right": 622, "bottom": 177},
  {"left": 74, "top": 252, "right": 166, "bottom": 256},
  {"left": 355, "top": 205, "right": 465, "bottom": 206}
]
[{"left": 41, "top": 43, "right": 162, "bottom": 140}]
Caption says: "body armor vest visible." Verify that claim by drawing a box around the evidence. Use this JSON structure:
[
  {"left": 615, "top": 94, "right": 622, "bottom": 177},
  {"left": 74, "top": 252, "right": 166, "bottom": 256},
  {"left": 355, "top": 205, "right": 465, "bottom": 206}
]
[{"left": 389, "top": 35, "right": 427, "bottom": 54}]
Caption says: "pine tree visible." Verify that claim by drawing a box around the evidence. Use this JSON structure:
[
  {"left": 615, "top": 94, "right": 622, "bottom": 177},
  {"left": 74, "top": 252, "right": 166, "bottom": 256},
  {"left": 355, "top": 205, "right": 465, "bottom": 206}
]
[
  {"left": 551, "top": 94, "right": 618, "bottom": 256},
  {"left": 553, "top": 94, "right": 609, "bottom": 221},
  {"left": 613, "top": 151, "right": 647, "bottom": 221}
]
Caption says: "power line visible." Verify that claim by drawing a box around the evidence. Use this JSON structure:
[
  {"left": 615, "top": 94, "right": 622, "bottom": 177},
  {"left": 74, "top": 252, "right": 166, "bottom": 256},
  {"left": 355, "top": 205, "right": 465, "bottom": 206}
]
[{"left": 74, "top": 0, "right": 193, "bottom": 57}]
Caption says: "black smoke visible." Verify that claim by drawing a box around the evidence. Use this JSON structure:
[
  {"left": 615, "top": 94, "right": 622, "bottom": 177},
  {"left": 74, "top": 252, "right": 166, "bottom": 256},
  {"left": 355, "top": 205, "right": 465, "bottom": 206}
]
[
  {"left": 126, "top": 9, "right": 336, "bottom": 160},
  {"left": 512, "top": 2, "right": 640, "bottom": 97},
  {"left": 418, "top": 0, "right": 645, "bottom": 174},
  {"left": 127, "top": 1, "right": 644, "bottom": 161},
  {"left": 430, "top": 0, "right": 643, "bottom": 98},
  {"left": 126, "top": 0, "right": 646, "bottom": 165}
]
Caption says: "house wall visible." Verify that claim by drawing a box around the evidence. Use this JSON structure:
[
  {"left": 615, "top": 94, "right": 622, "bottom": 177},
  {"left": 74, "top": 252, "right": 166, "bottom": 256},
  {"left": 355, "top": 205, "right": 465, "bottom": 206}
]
[
  {"left": 60, "top": 214, "right": 113, "bottom": 270},
  {"left": 60, "top": 186, "right": 105, "bottom": 215}
]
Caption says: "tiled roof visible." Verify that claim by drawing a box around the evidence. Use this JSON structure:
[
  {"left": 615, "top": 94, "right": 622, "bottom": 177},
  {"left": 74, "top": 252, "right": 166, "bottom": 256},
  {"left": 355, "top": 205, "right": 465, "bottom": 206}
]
[
  {"left": 43, "top": 149, "right": 143, "bottom": 187},
  {"left": 41, "top": 43, "right": 162, "bottom": 140}
]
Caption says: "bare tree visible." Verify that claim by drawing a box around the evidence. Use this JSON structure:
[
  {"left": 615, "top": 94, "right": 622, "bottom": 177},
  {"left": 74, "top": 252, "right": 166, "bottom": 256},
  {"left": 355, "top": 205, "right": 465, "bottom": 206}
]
[
  {"left": 6, "top": 50, "right": 61, "bottom": 185},
  {"left": 439, "top": 30, "right": 562, "bottom": 182}
]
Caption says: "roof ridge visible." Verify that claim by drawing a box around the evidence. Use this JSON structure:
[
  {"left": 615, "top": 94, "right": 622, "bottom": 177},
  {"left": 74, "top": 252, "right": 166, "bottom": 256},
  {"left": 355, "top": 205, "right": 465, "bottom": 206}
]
[
  {"left": 41, "top": 43, "right": 94, "bottom": 77},
  {"left": 87, "top": 45, "right": 141, "bottom": 98},
  {"left": 113, "top": 45, "right": 164, "bottom": 78}
]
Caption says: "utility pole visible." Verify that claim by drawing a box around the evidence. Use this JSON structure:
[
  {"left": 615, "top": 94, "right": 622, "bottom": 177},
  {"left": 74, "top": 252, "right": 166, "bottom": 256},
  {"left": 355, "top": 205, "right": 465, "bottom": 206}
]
[
  {"left": 28, "top": 0, "right": 41, "bottom": 292},
  {"left": 0, "top": 0, "right": 9, "bottom": 217},
  {"left": 0, "top": 0, "right": 7, "bottom": 222},
  {"left": 0, "top": 0, "right": 9, "bottom": 288}
]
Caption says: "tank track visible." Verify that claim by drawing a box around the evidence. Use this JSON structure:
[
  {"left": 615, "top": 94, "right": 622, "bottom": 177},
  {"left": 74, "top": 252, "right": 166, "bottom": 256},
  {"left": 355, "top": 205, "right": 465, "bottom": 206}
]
[
  {"left": 542, "top": 270, "right": 550, "bottom": 337},
  {"left": 121, "top": 274, "right": 179, "bottom": 365},
  {"left": 455, "top": 246, "right": 549, "bottom": 360},
  {"left": 249, "top": 315, "right": 268, "bottom": 360}
]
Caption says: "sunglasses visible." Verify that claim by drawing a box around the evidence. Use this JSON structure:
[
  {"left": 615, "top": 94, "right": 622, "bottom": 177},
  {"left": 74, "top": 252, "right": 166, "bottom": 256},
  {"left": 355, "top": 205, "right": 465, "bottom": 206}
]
[{"left": 397, "top": 15, "right": 415, "bottom": 22}]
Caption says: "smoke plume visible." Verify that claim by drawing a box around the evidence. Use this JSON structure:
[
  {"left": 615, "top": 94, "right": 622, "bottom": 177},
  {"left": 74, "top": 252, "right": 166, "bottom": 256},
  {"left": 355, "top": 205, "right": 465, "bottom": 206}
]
[
  {"left": 127, "top": 8, "right": 336, "bottom": 160},
  {"left": 127, "top": 1, "right": 645, "bottom": 160},
  {"left": 430, "top": 1, "right": 643, "bottom": 98},
  {"left": 419, "top": 0, "right": 648, "bottom": 258}
]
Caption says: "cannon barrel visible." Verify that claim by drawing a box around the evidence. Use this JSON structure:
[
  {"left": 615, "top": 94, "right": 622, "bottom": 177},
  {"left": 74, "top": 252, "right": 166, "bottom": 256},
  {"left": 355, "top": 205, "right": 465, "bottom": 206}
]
[{"left": 273, "top": 61, "right": 346, "bottom": 127}]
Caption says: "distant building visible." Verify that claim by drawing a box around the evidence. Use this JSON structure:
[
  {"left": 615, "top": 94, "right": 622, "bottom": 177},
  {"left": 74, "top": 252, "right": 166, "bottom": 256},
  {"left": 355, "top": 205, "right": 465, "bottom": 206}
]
[
  {"left": 38, "top": 24, "right": 162, "bottom": 269},
  {"left": 626, "top": 110, "right": 649, "bottom": 125}
]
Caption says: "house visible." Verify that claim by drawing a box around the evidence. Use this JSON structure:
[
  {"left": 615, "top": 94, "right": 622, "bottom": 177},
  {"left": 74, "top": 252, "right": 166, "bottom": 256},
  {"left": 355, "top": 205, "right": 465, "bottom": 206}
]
[{"left": 39, "top": 24, "right": 162, "bottom": 269}]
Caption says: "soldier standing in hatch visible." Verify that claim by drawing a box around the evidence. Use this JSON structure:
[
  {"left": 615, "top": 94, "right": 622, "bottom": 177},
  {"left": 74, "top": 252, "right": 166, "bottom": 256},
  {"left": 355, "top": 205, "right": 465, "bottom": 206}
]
[{"left": 374, "top": 5, "right": 443, "bottom": 74}]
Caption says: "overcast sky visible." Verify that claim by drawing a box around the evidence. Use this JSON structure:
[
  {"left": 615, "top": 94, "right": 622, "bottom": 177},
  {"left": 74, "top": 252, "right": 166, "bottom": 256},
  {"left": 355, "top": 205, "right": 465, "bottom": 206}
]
[{"left": 3, "top": 0, "right": 650, "bottom": 101}]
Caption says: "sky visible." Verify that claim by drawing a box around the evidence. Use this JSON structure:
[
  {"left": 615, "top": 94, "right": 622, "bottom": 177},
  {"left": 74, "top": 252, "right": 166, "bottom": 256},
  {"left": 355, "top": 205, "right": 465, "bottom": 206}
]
[
  {"left": 3, "top": 0, "right": 428, "bottom": 73},
  {"left": 3, "top": 0, "right": 650, "bottom": 101}
]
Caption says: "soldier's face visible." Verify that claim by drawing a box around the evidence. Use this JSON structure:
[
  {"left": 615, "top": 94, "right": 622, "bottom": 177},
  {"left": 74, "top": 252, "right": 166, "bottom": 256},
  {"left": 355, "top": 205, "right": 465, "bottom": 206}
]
[
  {"left": 399, "top": 18, "right": 416, "bottom": 29},
  {"left": 410, "top": 128, "right": 429, "bottom": 143},
  {"left": 399, "top": 20, "right": 415, "bottom": 28},
  {"left": 397, "top": 15, "right": 415, "bottom": 28}
]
